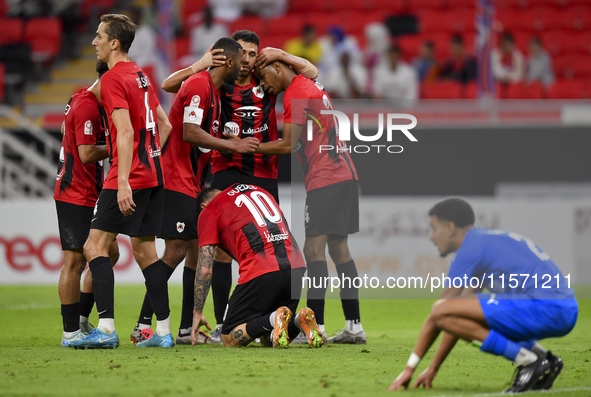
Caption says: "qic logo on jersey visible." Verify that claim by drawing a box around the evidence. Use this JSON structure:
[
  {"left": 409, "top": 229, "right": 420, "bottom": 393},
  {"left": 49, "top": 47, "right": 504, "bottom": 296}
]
[
  {"left": 224, "top": 121, "right": 239, "bottom": 136},
  {"left": 233, "top": 106, "right": 262, "bottom": 119}
]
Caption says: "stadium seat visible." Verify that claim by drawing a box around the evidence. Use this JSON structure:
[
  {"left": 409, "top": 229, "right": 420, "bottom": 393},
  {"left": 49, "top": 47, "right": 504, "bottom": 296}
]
[
  {"left": 568, "top": 6, "right": 591, "bottom": 30},
  {"left": 230, "top": 16, "right": 266, "bottom": 36},
  {"left": 569, "top": 55, "right": 591, "bottom": 78},
  {"left": 306, "top": 12, "right": 341, "bottom": 34},
  {"left": 397, "top": 34, "right": 423, "bottom": 61},
  {"left": 506, "top": 82, "right": 544, "bottom": 99},
  {"left": 552, "top": 54, "right": 572, "bottom": 79},
  {"left": 451, "top": 8, "right": 476, "bottom": 33},
  {"left": 443, "top": 0, "right": 476, "bottom": 10},
  {"left": 422, "top": 80, "right": 462, "bottom": 99},
  {"left": 290, "top": 0, "right": 333, "bottom": 12},
  {"left": 511, "top": 30, "right": 531, "bottom": 54},
  {"left": 341, "top": 11, "right": 385, "bottom": 34},
  {"left": 495, "top": 0, "right": 527, "bottom": 8},
  {"left": 540, "top": 31, "right": 579, "bottom": 56},
  {"left": 408, "top": 0, "right": 443, "bottom": 11},
  {"left": 547, "top": 79, "right": 585, "bottom": 99},
  {"left": 463, "top": 81, "right": 478, "bottom": 99},
  {"left": 261, "top": 34, "right": 293, "bottom": 50},
  {"left": 334, "top": 0, "right": 368, "bottom": 11},
  {"left": 496, "top": 9, "right": 535, "bottom": 32},
  {"left": 174, "top": 36, "right": 190, "bottom": 70},
  {"left": 531, "top": 6, "right": 564, "bottom": 30},
  {"left": 368, "top": 0, "right": 405, "bottom": 13},
  {"left": 268, "top": 14, "right": 303, "bottom": 36},
  {"left": 24, "top": 17, "right": 62, "bottom": 62},
  {"left": 181, "top": 0, "right": 207, "bottom": 28},
  {"left": 0, "top": 18, "right": 24, "bottom": 46},
  {"left": 80, "top": 0, "right": 116, "bottom": 20},
  {"left": 419, "top": 11, "right": 456, "bottom": 33}
]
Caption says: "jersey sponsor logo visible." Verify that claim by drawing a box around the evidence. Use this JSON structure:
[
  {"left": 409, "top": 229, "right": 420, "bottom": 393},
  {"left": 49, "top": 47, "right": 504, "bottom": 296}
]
[
  {"left": 84, "top": 120, "right": 93, "bottom": 135},
  {"left": 176, "top": 222, "right": 185, "bottom": 233},
  {"left": 212, "top": 120, "right": 219, "bottom": 135},
  {"left": 56, "top": 167, "right": 65, "bottom": 181},
  {"left": 252, "top": 85, "right": 265, "bottom": 99},
  {"left": 148, "top": 145, "right": 161, "bottom": 158},
  {"left": 242, "top": 123, "right": 268, "bottom": 135},
  {"left": 224, "top": 121, "right": 240, "bottom": 136},
  {"left": 191, "top": 95, "right": 201, "bottom": 107},
  {"left": 263, "top": 227, "right": 290, "bottom": 243},
  {"left": 233, "top": 106, "right": 262, "bottom": 119}
]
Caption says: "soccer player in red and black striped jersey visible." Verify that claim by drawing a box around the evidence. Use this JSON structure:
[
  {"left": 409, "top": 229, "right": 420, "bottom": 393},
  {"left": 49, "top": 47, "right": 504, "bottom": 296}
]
[
  {"left": 254, "top": 61, "right": 366, "bottom": 344},
  {"left": 191, "top": 184, "right": 323, "bottom": 348},
  {"left": 70, "top": 14, "right": 173, "bottom": 349},
  {"left": 130, "top": 38, "right": 257, "bottom": 345},
  {"left": 161, "top": 30, "right": 319, "bottom": 342},
  {"left": 55, "top": 61, "right": 119, "bottom": 347}
]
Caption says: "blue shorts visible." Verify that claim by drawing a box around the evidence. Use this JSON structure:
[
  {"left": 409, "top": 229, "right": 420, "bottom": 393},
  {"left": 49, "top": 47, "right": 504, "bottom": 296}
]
[{"left": 478, "top": 293, "right": 578, "bottom": 342}]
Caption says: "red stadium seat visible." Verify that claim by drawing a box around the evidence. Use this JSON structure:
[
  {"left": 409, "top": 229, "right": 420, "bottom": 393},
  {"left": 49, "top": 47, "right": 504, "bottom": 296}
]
[
  {"left": 261, "top": 34, "right": 293, "bottom": 50},
  {"left": 511, "top": 30, "right": 531, "bottom": 54},
  {"left": 409, "top": 0, "right": 443, "bottom": 11},
  {"left": 463, "top": 81, "right": 478, "bottom": 99},
  {"left": 174, "top": 36, "right": 190, "bottom": 70},
  {"left": 335, "top": 0, "right": 368, "bottom": 11},
  {"left": 341, "top": 11, "right": 385, "bottom": 34},
  {"left": 422, "top": 80, "right": 462, "bottom": 99},
  {"left": 181, "top": 0, "right": 208, "bottom": 31},
  {"left": 495, "top": 0, "right": 527, "bottom": 8},
  {"left": 306, "top": 12, "right": 341, "bottom": 34},
  {"left": 547, "top": 79, "right": 585, "bottom": 98},
  {"left": 397, "top": 35, "right": 424, "bottom": 61},
  {"left": 451, "top": 8, "right": 476, "bottom": 33},
  {"left": 568, "top": 6, "right": 591, "bottom": 30},
  {"left": 290, "top": 0, "right": 333, "bottom": 12},
  {"left": 80, "top": 0, "right": 116, "bottom": 20},
  {"left": 0, "top": 63, "right": 4, "bottom": 102},
  {"left": 569, "top": 54, "right": 591, "bottom": 78},
  {"left": 496, "top": 9, "right": 535, "bottom": 32},
  {"left": 443, "top": 0, "right": 476, "bottom": 10},
  {"left": 368, "top": 0, "right": 405, "bottom": 13},
  {"left": 268, "top": 14, "right": 303, "bottom": 36},
  {"left": 0, "top": 18, "right": 24, "bottom": 45},
  {"left": 531, "top": 6, "right": 564, "bottom": 30},
  {"left": 419, "top": 11, "right": 456, "bottom": 33},
  {"left": 24, "top": 17, "right": 62, "bottom": 61},
  {"left": 540, "top": 31, "right": 581, "bottom": 56},
  {"left": 552, "top": 54, "right": 573, "bottom": 79},
  {"left": 506, "top": 82, "right": 543, "bottom": 99},
  {"left": 230, "top": 16, "right": 266, "bottom": 36}
]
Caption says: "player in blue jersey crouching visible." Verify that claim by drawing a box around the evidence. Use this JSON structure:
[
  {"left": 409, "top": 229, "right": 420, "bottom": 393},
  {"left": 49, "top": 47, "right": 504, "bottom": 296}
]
[{"left": 389, "top": 198, "right": 578, "bottom": 393}]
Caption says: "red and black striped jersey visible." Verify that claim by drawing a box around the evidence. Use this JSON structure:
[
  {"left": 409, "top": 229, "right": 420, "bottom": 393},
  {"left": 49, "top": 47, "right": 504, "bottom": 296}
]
[
  {"left": 54, "top": 88, "right": 106, "bottom": 207},
  {"left": 164, "top": 71, "right": 220, "bottom": 197},
  {"left": 198, "top": 183, "right": 305, "bottom": 284},
  {"left": 100, "top": 62, "right": 164, "bottom": 190},
  {"left": 215, "top": 73, "right": 278, "bottom": 179},
  {"left": 284, "top": 75, "right": 358, "bottom": 192}
]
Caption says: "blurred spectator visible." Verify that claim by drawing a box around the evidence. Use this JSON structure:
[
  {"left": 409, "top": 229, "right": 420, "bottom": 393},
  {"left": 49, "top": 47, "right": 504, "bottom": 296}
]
[
  {"left": 439, "top": 35, "right": 476, "bottom": 83},
  {"left": 284, "top": 25, "right": 323, "bottom": 65},
  {"left": 208, "top": 0, "right": 243, "bottom": 22},
  {"left": 491, "top": 32, "right": 524, "bottom": 84},
  {"left": 526, "top": 36, "right": 554, "bottom": 88},
  {"left": 319, "top": 26, "right": 361, "bottom": 75},
  {"left": 242, "top": 0, "right": 287, "bottom": 18},
  {"left": 413, "top": 41, "right": 438, "bottom": 83},
  {"left": 191, "top": 6, "right": 229, "bottom": 57},
  {"left": 129, "top": 7, "right": 157, "bottom": 71},
  {"left": 373, "top": 45, "right": 418, "bottom": 104},
  {"left": 364, "top": 22, "right": 390, "bottom": 71},
  {"left": 322, "top": 51, "right": 368, "bottom": 99}
]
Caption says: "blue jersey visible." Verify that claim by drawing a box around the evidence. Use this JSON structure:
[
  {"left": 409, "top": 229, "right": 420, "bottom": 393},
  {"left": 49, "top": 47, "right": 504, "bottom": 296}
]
[{"left": 448, "top": 228, "right": 575, "bottom": 299}]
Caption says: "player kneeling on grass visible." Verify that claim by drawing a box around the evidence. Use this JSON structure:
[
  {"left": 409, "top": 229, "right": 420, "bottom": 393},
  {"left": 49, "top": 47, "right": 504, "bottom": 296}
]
[
  {"left": 191, "top": 184, "right": 323, "bottom": 348},
  {"left": 389, "top": 198, "right": 578, "bottom": 393}
]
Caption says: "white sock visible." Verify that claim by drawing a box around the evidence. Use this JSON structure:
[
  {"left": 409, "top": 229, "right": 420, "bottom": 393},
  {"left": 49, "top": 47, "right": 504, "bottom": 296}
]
[
  {"left": 531, "top": 343, "right": 548, "bottom": 357},
  {"left": 318, "top": 324, "right": 325, "bottom": 333},
  {"left": 269, "top": 311, "right": 276, "bottom": 327},
  {"left": 137, "top": 323, "right": 151, "bottom": 330},
  {"left": 215, "top": 323, "right": 223, "bottom": 330},
  {"left": 346, "top": 319, "right": 363, "bottom": 333},
  {"left": 156, "top": 317, "right": 171, "bottom": 337},
  {"left": 179, "top": 327, "right": 191, "bottom": 335},
  {"left": 514, "top": 348, "right": 538, "bottom": 367},
  {"left": 98, "top": 318, "right": 115, "bottom": 334},
  {"left": 63, "top": 330, "right": 80, "bottom": 339},
  {"left": 80, "top": 316, "right": 89, "bottom": 324}
]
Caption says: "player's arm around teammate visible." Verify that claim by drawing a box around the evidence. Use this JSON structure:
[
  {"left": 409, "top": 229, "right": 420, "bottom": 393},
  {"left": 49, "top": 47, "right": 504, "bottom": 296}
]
[{"left": 161, "top": 46, "right": 226, "bottom": 93}]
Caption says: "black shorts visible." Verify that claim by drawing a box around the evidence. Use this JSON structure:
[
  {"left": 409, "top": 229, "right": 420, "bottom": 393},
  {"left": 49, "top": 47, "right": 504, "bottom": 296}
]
[
  {"left": 222, "top": 267, "right": 306, "bottom": 335},
  {"left": 305, "top": 179, "right": 359, "bottom": 239},
  {"left": 91, "top": 186, "right": 164, "bottom": 237},
  {"left": 55, "top": 200, "right": 93, "bottom": 250},
  {"left": 158, "top": 189, "right": 198, "bottom": 240},
  {"left": 211, "top": 167, "right": 279, "bottom": 203}
]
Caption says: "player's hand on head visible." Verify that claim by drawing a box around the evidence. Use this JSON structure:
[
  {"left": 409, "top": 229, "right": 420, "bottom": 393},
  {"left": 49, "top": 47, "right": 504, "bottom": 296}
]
[
  {"left": 201, "top": 45, "right": 226, "bottom": 68},
  {"left": 413, "top": 367, "right": 436, "bottom": 389},
  {"left": 117, "top": 182, "right": 136, "bottom": 216},
  {"left": 255, "top": 47, "right": 282, "bottom": 69},
  {"left": 388, "top": 368, "right": 414, "bottom": 391}
]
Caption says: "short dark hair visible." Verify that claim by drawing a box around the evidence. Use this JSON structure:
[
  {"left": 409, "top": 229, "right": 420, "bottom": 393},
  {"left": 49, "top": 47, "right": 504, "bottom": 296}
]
[
  {"left": 530, "top": 36, "right": 542, "bottom": 46},
  {"left": 96, "top": 61, "right": 109, "bottom": 78},
  {"left": 389, "top": 44, "right": 401, "bottom": 55},
  {"left": 232, "top": 30, "right": 260, "bottom": 48},
  {"left": 100, "top": 14, "right": 137, "bottom": 54},
  {"left": 302, "top": 24, "right": 315, "bottom": 35},
  {"left": 196, "top": 187, "right": 220, "bottom": 214},
  {"left": 451, "top": 34, "right": 463, "bottom": 45},
  {"left": 428, "top": 198, "right": 475, "bottom": 228},
  {"left": 501, "top": 31, "right": 514, "bottom": 44},
  {"left": 424, "top": 40, "right": 435, "bottom": 50},
  {"left": 212, "top": 37, "right": 243, "bottom": 59}
]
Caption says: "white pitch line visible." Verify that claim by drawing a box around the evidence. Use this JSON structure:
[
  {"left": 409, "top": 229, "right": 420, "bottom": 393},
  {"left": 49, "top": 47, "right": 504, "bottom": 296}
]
[{"left": 423, "top": 386, "right": 591, "bottom": 397}]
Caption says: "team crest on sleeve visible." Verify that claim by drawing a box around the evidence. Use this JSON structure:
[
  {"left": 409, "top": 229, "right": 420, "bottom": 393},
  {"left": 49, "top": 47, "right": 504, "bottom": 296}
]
[
  {"left": 84, "top": 120, "right": 93, "bottom": 135},
  {"left": 188, "top": 110, "right": 197, "bottom": 121},
  {"left": 191, "top": 95, "right": 201, "bottom": 107},
  {"left": 176, "top": 222, "right": 185, "bottom": 233},
  {"left": 253, "top": 85, "right": 265, "bottom": 99}
]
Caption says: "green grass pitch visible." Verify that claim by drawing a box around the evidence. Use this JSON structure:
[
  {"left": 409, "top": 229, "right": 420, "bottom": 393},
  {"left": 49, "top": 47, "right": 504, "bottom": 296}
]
[{"left": 0, "top": 286, "right": 590, "bottom": 396}]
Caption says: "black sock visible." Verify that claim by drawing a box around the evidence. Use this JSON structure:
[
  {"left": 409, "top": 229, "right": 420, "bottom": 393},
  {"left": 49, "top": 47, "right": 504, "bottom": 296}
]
[
  {"left": 306, "top": 260, "right": 328, "bottom": 325},
  {"left": 61, "top": 303, "right": 80, "bottom": 332},
  {"left": 245, "top": 313, "right": 274, "bottom": 339},
  {"left": 180, "top": 266, "right": 196, "bottom": 329},
  {"left": 79, "top": 292, "right": 94, "bottom": 319},
  {"left": 287, "top": 316, "right": 300, "bottom": 340},
  {"left": 211, "top": 261, "right": 232, "bottom": 324},
  {"left": 142, "top": 260, "right": 171, "bottom": 321},
  {"left": 88, "top": 256, "right": 114, "bottom": 319},
  {"left": 336, "top": 260, "right": 360, "bottom": 321},
  {"left": 137, "top": 294, "right": 153, "bottom": 325}
]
